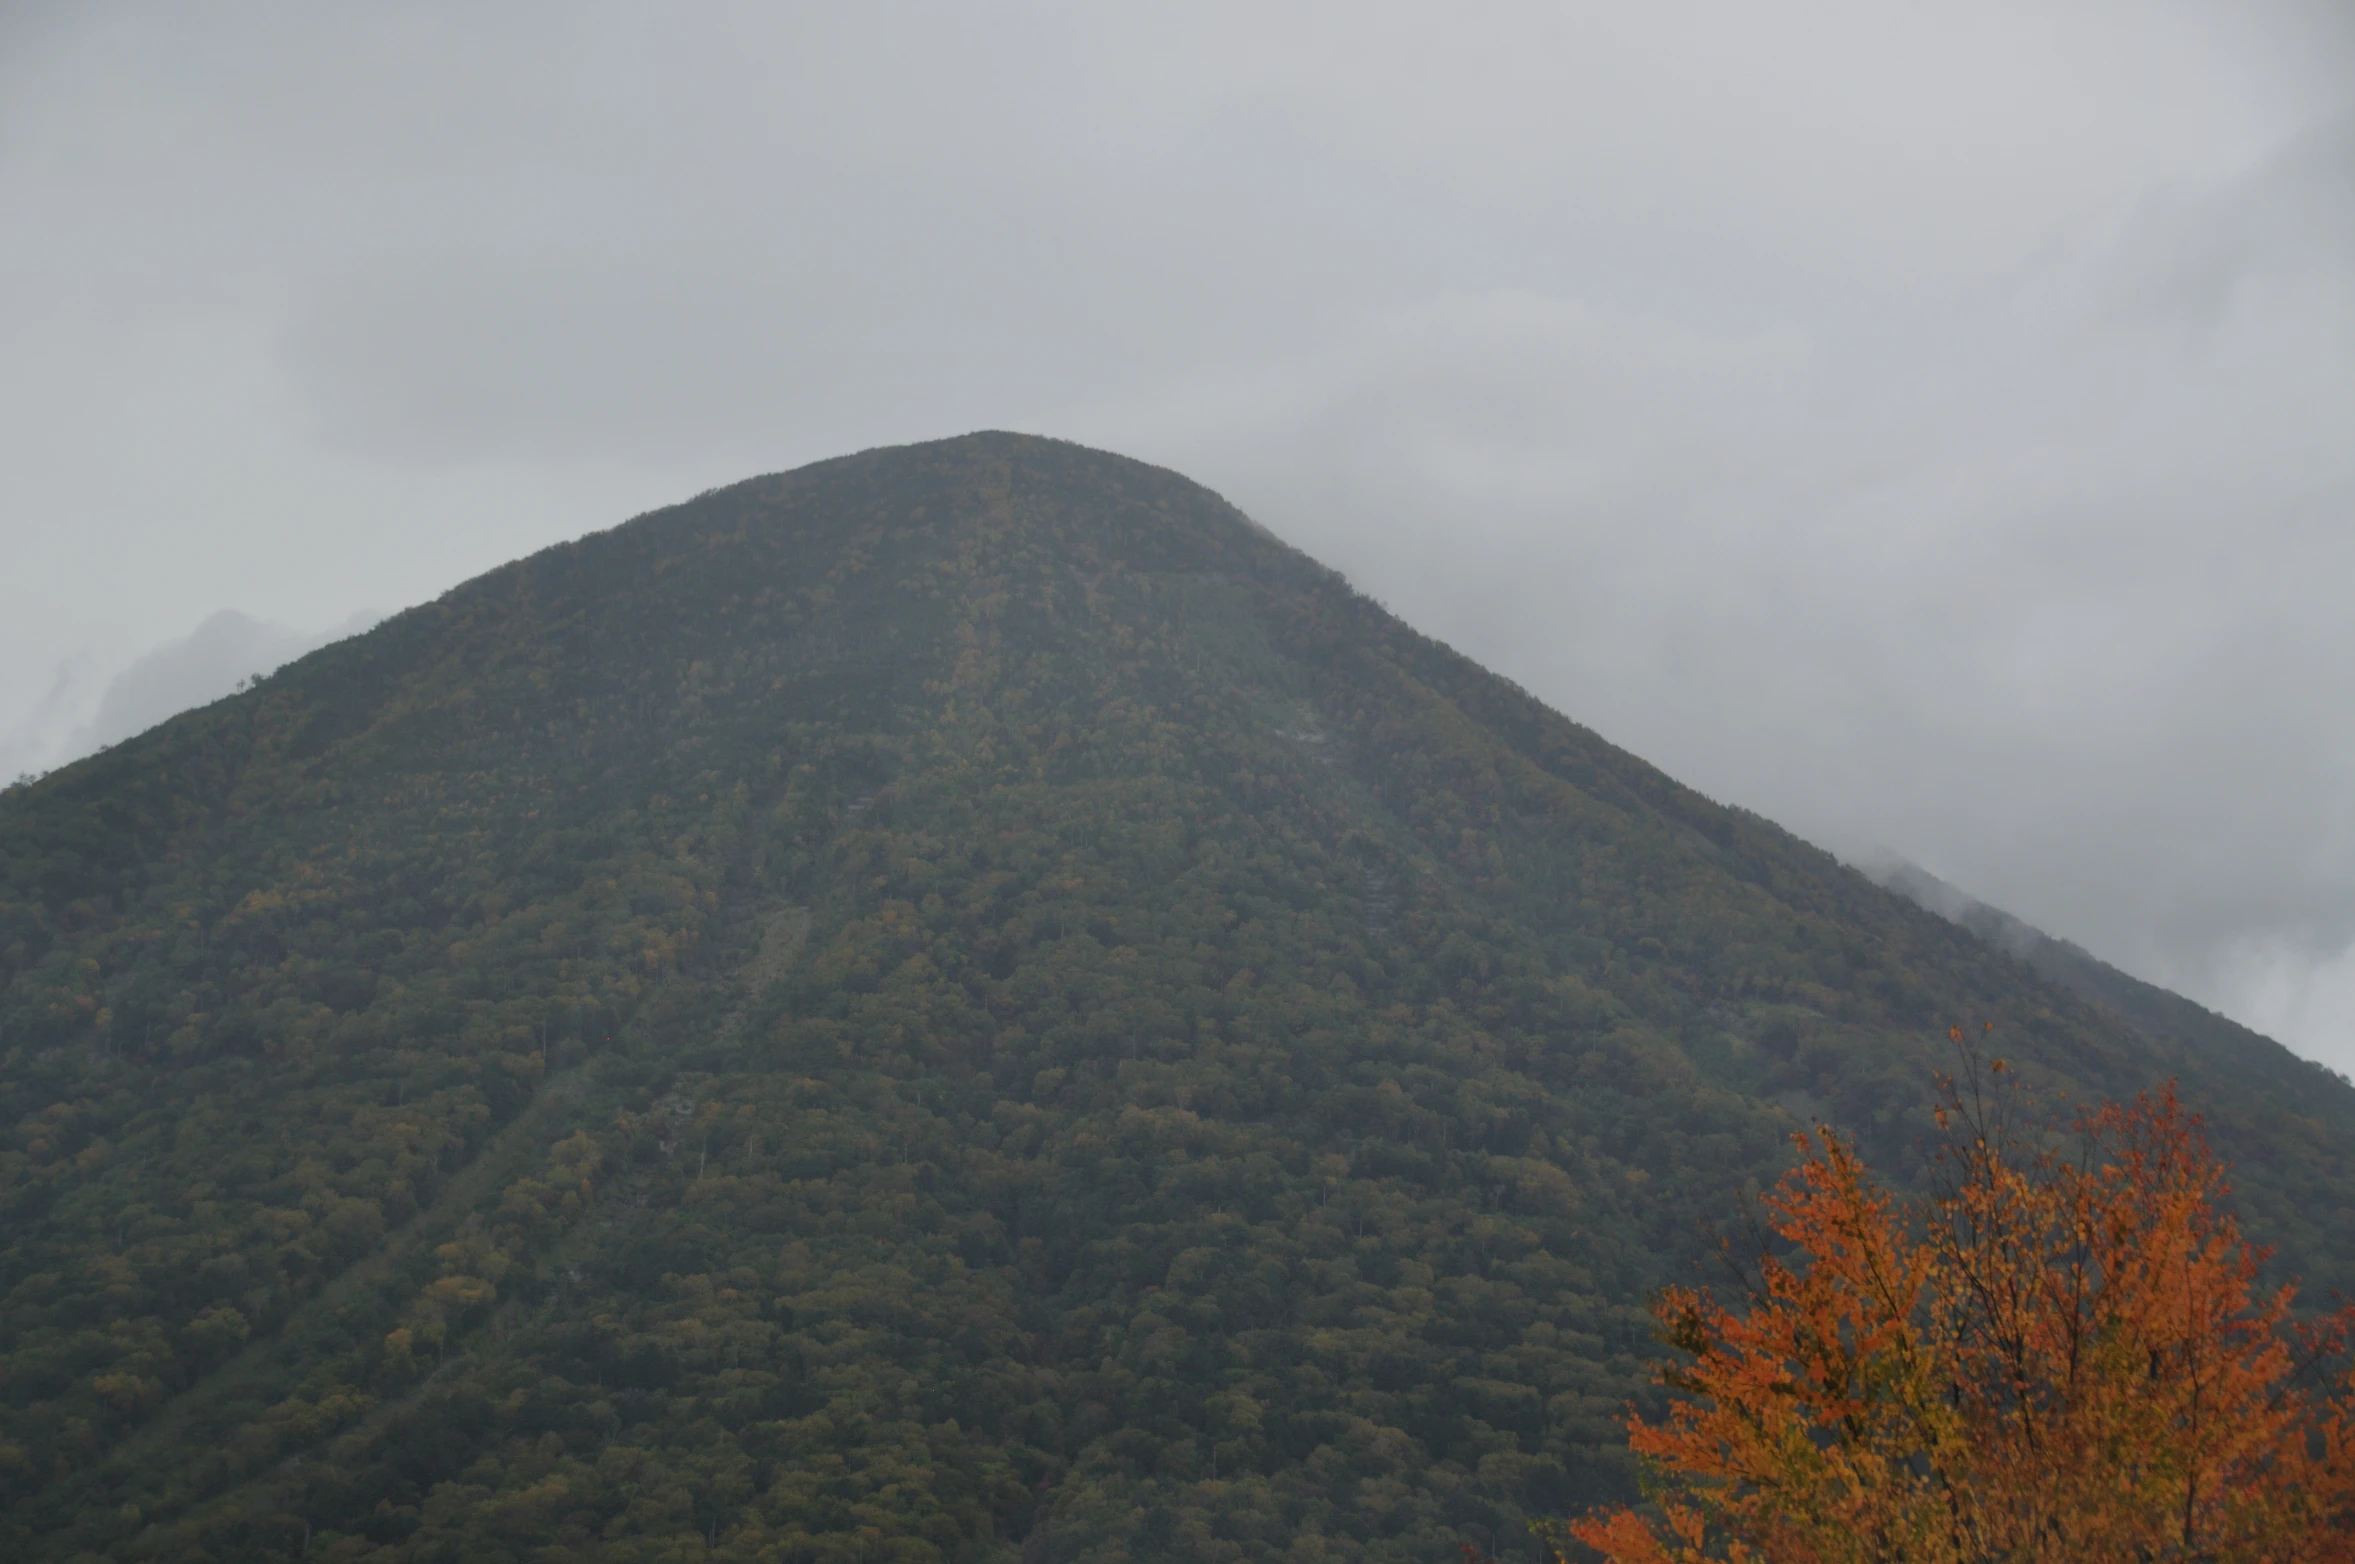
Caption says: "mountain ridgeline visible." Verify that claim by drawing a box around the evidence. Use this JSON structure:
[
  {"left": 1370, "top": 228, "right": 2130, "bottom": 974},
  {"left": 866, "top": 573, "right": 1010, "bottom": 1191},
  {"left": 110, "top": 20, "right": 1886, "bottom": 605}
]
[{"left": 3, "top": 433, "right": 2350, "bottom": 1563}]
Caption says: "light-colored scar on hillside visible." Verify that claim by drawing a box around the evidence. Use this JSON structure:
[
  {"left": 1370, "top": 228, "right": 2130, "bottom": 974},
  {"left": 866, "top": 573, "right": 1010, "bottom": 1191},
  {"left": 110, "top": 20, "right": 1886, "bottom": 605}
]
[{"left": 716, "top": 903, "right": 810, "bottom": 1042}]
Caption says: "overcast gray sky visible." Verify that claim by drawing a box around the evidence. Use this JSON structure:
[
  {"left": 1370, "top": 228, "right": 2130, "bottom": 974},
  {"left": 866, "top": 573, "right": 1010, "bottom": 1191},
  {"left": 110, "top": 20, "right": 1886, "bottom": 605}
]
[{"left": 4, "top": 1, "right": 2352, "bottom": 1069}]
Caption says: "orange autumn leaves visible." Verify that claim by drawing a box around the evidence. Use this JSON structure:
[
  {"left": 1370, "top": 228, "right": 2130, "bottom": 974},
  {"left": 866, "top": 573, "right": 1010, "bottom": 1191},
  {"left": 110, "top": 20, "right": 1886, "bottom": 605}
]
[{"left": 1570, "top": 1054, "right": 2355, "bottom": 1563}]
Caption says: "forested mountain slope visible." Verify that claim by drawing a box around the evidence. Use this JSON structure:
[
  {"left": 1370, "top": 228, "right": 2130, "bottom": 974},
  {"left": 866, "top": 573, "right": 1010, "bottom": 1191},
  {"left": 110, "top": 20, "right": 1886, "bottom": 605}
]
[{"left": 3, "top": 433, "right": 2350, "bottom": 1563}]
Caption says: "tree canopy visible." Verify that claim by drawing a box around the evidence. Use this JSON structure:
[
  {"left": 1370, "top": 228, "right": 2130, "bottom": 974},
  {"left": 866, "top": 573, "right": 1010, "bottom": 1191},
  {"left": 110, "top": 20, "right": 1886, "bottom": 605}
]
[{"left": 1570, "top": 1053, "right": 2355, "bottom": 1562}]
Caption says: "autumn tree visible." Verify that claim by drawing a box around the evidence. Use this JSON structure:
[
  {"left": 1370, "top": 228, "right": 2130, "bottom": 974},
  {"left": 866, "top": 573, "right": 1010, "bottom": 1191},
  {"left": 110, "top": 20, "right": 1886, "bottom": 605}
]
[{"left": 1569, "top": 1049, "right": 2355, "bottom": 1563}]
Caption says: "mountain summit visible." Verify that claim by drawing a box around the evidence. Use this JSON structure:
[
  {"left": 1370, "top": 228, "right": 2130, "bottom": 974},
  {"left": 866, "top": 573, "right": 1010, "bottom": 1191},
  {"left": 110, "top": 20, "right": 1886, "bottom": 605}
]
[{"left": 5, "top": 433, "right": 2351, "bottom": 1562}]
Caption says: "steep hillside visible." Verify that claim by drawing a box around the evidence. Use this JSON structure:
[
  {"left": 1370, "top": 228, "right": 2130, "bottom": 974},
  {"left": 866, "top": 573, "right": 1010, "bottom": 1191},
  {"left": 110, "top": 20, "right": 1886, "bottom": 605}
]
[{"left": 3, "top": 433, "right": 2350, "bottom": 1563}]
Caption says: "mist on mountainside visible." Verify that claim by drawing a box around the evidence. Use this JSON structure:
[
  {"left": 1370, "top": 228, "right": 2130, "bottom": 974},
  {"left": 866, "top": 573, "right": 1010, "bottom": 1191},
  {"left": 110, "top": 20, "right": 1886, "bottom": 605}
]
[
  {"left": 1, "top": 609, "right": 380, "bottom": 785},
  {"left": 1859, "top": 850, "right": 2355, "bottom": 1094}
]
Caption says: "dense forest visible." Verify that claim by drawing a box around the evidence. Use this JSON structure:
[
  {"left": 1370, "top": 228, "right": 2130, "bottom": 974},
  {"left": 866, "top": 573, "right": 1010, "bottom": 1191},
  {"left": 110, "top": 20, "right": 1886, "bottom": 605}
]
[{"left": 3, "top": 433, "right": 2351, "bottom": 1562}]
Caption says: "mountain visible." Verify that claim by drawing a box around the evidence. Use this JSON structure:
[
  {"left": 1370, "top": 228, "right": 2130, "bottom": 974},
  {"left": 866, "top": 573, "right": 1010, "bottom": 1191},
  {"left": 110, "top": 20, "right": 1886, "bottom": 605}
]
[
  {"left": 79, "top": 610, "right": 388, "bottom": 758},
  {"left": 1866, "top": 856, "right": 2354, "bottom": 1107},
  {"left": 2, "top": 609, "right": 383, "bottom": 787},
  {"left": 3, "top": 433, "right": 2350, "bottom": 1563}
]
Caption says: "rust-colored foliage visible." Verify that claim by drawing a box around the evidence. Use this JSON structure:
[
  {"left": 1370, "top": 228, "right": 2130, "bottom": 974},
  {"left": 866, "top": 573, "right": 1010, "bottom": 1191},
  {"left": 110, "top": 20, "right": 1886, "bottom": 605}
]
[{"left": 1568, "top": 1047, "right": 2355, "bottom": 1563}]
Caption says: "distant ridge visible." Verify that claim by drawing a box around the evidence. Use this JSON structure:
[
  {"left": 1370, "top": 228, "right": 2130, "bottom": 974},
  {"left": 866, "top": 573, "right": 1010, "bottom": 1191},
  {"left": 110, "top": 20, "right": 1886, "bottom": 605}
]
[{"left": 1866, "top": 855, "right": 2354, "bottom": 1101}]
